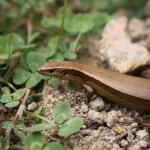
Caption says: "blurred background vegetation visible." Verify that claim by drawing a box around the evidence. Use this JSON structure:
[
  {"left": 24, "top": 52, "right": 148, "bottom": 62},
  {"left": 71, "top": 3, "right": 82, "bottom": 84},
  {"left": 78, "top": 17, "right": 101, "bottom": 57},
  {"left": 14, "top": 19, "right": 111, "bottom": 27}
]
[{"left": 0, "top": 0, "right": 148, "bottom": 59}]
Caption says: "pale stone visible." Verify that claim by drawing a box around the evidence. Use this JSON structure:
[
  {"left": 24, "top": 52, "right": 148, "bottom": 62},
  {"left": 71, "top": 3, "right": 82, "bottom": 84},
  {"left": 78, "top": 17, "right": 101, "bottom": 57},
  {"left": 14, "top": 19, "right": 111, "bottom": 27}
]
[{"left": 98, "top": 17, "right": 150, "bottom": 73}]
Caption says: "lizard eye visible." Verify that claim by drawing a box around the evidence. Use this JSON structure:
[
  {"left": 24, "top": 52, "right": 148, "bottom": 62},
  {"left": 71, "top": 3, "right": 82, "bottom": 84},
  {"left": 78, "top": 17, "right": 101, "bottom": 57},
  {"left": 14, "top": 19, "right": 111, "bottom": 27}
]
[{"left": 47, "top": 69, "right": 55, "bottom": 74}]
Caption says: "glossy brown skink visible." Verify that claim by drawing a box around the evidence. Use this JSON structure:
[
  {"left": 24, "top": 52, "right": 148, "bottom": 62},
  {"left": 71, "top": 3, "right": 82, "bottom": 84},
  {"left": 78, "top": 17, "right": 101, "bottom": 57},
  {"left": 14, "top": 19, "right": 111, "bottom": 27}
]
[{"left": 38, "top": 61, "right": 150, "bottom": 112}]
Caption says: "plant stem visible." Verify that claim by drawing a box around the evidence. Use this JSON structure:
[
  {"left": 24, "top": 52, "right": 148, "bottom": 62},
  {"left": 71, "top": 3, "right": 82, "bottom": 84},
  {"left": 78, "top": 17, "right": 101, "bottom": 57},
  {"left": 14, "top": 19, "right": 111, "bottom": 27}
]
[
  {"left": 13, "top": 88, "right": 30, "bottom": 125},
  {"left": 24, "top": 110, "right": 52, "bottom": 123},
  {"left": 6, "top": 88, "right": 30, "bottom": 149},
  {"left": 71, "top": 32, "right": 82, "bottom": 52},
  {"left": 0, "top": 77, "right": 16, "bottom": 91},
  {"left": 59, "top": 0, "right": 68, "bottom": 39}
]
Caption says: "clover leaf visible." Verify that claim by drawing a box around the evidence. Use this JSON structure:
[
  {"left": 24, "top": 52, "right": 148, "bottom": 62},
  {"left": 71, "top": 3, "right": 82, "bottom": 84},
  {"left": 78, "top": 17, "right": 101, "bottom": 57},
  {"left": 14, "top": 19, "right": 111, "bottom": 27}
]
[
  {"left": 26, "top": 72, "right": 43, "bottom": 88},
  {"left": 13, "top": 68, "right": 31, "bottom": 85},
  {"left": 53, "top": 101, "right": 70, "bottom": 124},
  {"left": 30, "top": 122, "right": 56, "bottom": 132},
  {"left": 13, "top": 89, "right": 25, "bottom": 100},
  {"left": 0, "top": 94, "right": 12, "bottom": 103},
  {"left": 58, "top": 116, "right": 83, "bottom": 137},
  {"left": 44, "top": 142, "right": 64, "bottom": 150},
  {"left": 64, "top": 13, "right": 94, "bottom": 34},
  {"left": 26, "top": 52, "right": 46, "bottom": 72},
  {"left": 24, "top": 133, "right": 45, "bottom": 150}
]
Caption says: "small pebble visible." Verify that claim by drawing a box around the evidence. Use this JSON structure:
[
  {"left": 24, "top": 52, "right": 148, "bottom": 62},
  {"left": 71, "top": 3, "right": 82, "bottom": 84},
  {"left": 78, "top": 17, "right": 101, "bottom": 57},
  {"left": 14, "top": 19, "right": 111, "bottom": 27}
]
[
  {"left": 87, "top": 110, "right": 104, "bottom": 124},
  {"left": 120, "top": 139, "right": 128, "bottom": 147},
  {"left": 131, "top": 122, "right": 138, "bottom": 128},
  {"left": 127, "top": 132, "right": 135, "bottom": 142},
  {"left": 113, "top": 125, "right": 125, "bottom": 134},
  {"left": 112, "top": 143, "right": 121, "bottom": 150},
  {"left": 128, "top": 18, "right": 146, "bottom": 40},
  {"left": 27, "top": 102, "right": 37, "bottom": 111},
  {"left": 92, "top": 130, "right": 100, "bottom": 138},
  {"left": 81, "top": 104, "right": 88, "bottom": 113},
  {"left": 88, "top": 110, "right": 99, "bottom": 120},
  {"left": 128, "top": 144, "right": 141, "bottom": 150},
  {"left": 106, "top": 110, "right": 118, "bottom": 127},
  {"left": 136, "top": 130, "right": 149, "bottom": 140},
  {"left": 138, "top": 140, "right": 148, "bottom": 148},
  {"left": 118, "top": 117, "right": 125, "bottom": 123},
  {"left": 117, "top": 110, "right": 122, "bottom": 117},
  {"left": 89, "top": 97, "right": 105, "bottom": 110}
]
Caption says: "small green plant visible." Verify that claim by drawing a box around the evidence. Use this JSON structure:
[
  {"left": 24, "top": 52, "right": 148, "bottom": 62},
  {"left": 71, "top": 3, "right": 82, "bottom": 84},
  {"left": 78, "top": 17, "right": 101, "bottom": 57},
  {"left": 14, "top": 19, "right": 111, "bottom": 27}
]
[
  {"left": 0, "top": 88, "right": 25, "bottom": 108},
  {"left": 13, "top": 51, "right": 47, "bottom": 88},
  {"left": 2, "top": 101, "right": 83, "bottom": 150},
  {"left": 24, "top": 133, "right": 64, "bottom": 150},
  {"left": 27, "top": 101, "right": 83, "bottom": 138}
]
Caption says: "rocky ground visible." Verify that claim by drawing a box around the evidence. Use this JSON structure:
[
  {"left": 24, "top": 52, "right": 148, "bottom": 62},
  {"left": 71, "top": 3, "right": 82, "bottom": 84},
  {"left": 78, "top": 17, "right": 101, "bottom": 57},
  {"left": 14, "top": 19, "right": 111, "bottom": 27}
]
[{"left": 41, "top": 82, "right": 150, "bottom": 150}]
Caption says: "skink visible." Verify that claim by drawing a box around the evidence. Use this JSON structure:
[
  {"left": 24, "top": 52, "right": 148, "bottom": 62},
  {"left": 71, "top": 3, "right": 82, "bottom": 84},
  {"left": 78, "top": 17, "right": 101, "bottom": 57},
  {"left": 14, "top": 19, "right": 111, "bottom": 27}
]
[{"left": 38, "top": 61, "right": 150, "bottom": 112}]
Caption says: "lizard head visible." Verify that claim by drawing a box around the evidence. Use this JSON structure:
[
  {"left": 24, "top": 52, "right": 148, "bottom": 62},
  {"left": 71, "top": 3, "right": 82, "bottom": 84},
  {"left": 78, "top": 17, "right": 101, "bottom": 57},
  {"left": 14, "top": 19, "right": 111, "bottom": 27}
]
[{"left": 38, "top": 61, "right": 86, "bottom": 83}]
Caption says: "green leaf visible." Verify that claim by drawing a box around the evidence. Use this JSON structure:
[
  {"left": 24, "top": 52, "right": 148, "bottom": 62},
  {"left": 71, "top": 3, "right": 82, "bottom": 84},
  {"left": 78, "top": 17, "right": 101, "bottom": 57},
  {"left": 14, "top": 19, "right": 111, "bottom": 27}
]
[
  {"left": 44, "top": 142, "right": 64, "bottom": 150},
  {"left": 69, "top": 41, "right": 81, "bottom": 52},
  {"left": 26, "top": 72, "right": 43, "bottom": 88},
  {"left": 5, "top": 101, "right": 20, "bottom": 108},
  {"left": 14, "top": 128, "right": 26, "bottom": 140},
  {"left": 0, "top": 94, "right": 12, "bottom": 103},
  {"left": 41, "top": 17, "right": 52, "bottom": 29},
  {"left": 50, "top": 52, "right": 64, "bottom": 61},
  {"left": 53, "top": 101, "right": 70, "bottom": 124},
  {"left": 12, "top": 33, "right": 25, "bottom": 49},
  {"left": 59, "top": 42, "right": 68, "bottom": 53},
  {"left": 27, "top": 32, "right": 40, "bottom": 44},
  {"left": 48, "top": 77, "right": 61, "bottom": 87},
  {"left": 13, "top": 89, "right": 25, "bottom": 100},
  {"left": 2, "top": 121, "right": 14, "bottom": 129},
  {"left": 20, "top": 51, "right": 30, "bottom": 69},
  {"left": 56, "top": 7, "right": 72, "bottom": 20},
  {"left": 13, "top": 68, "right": 31, "bottom": 85},
  {"left": 58, "top": 116, "right": 83, "bottom": 137},
  {"left": 26, "top": 52, "right": 46, "bottom": 72},
  {"left": 1, "top": 87, "right": 10, "bottom": 94},
  {"left": 24, "top": 133, "right": 45, "bottom": 150},
  {"left": 64, "top": 51, "right": 77, "bottom": 60},
  {"left": 47, "top": 36, "right": 59, "bottom": 57},
  {"left": 0, "top": 33, "right": 13, "bottom": 59},
  {"left": 64, "top": 13, "right": 94, "bottom": 34},
  {"left": 92, "top": 12, "right": 112, "bottom": 34},
  {"left": 15, "top": 123, "right": 26, "bottom": 130},
  {"left": 34, "top": 106, "right": 44, "bottom": 115},
  {"left": 31, "top": 122, "right": 56, "bottom": 132}
]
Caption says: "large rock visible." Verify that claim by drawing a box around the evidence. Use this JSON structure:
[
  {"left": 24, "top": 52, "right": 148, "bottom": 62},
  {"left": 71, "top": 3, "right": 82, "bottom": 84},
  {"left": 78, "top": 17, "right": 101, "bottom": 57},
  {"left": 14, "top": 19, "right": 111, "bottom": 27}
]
[
  {"left": 128, "top": 18, "right": 147, "bottom": 41},
  {"left": 128, "top": 18, "right": 150, "bottom": 49},
  {"left": 98, "top": 17, "right": 150, "bottom": 73}
]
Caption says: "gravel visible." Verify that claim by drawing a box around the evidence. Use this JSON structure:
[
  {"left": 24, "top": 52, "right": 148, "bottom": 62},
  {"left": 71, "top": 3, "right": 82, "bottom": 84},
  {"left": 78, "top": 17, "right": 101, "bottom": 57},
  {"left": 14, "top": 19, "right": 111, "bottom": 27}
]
[{"left": 41, "top": 82, "right": 150, "bottom": 150}]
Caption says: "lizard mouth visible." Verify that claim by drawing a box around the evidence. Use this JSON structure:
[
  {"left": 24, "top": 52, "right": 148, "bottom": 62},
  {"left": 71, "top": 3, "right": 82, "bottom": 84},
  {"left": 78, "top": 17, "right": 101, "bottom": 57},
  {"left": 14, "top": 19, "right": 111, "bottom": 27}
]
[
  {"left": 49, "top": 72, "right": 64, "bottom": 78},
  {"left": 38, "top": 69, "right": 65, "bottom": 79}
]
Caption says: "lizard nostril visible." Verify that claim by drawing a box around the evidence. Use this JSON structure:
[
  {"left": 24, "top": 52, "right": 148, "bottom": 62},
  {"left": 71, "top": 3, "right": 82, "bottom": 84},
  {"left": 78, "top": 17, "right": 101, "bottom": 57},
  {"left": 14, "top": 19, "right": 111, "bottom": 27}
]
[{"left": 37, "top": 69, "right": 42, "bottom": 74}]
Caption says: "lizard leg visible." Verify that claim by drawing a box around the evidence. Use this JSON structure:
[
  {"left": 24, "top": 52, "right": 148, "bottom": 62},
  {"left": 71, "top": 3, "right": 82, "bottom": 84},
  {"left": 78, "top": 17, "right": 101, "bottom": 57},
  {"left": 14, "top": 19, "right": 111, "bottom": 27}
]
[{"left": 83, "top": 84, "right": 94, "bottom": 100}]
